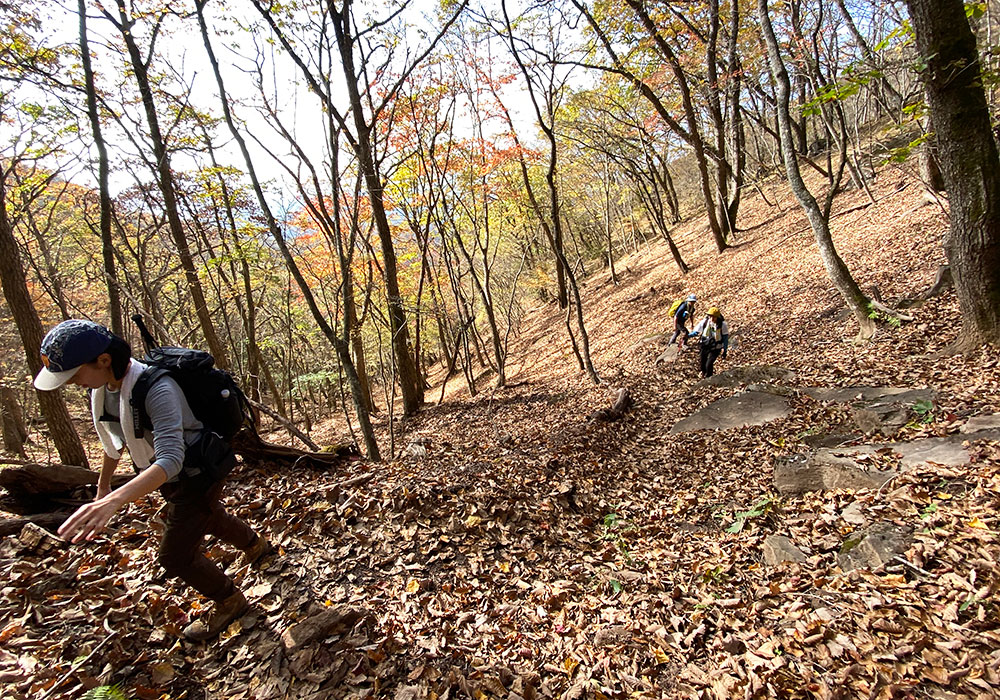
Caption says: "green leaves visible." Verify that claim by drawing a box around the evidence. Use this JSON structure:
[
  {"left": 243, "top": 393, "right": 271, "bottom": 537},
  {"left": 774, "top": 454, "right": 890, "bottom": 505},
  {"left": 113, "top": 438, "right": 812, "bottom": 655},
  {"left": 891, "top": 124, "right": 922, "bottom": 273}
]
[
  {"left": 82, "top": 685, "right": 133, "bottom": 700},
  {"left": 725, "top": 497, "right": 776, "bottom": 534}
]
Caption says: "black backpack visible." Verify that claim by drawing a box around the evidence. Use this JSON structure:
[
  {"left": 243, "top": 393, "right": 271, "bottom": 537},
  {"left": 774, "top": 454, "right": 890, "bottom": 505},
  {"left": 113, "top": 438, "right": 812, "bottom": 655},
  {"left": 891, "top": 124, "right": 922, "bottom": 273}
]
[{"left": 129, "top": 346, "right": 252, "bottom": 441}]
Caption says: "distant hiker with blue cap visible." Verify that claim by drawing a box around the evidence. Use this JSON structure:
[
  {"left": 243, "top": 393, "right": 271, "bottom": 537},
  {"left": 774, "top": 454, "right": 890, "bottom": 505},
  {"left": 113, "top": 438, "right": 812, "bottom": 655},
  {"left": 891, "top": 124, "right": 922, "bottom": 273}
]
[
  {"left": 34, "top": 319, "right": 271, "bottom": 641},
  {"left": 667, "top": 293, "right": 697, "bottom": 350}
]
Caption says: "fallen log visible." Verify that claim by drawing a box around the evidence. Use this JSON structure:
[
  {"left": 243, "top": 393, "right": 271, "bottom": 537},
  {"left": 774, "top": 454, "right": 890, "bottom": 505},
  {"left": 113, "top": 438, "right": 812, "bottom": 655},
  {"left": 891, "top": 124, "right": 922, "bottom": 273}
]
[
  {"left": 233, "top": 430, "right": 359, "bottom": 469},
  {"left": 0, "top": 463, "right": 129, "bottom": 497},
  {"left": 0, "top": 512, "right": 68, "bottom": 538},
  {"left": 0, "top": 432, "right": 360, "bottom": 518}
]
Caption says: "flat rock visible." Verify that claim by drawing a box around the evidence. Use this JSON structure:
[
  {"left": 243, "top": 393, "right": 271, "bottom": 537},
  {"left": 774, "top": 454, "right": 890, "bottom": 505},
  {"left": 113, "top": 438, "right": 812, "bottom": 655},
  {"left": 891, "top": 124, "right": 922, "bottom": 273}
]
[
  {"left": 775, "top": 431, "right": 1000, "bottom": 495},
  {"left": 804, "top": 386, "right": 933, "bottom": 404},
  {"left": 805, "top": 386, "right": 935, "bottom": 436},
  {"left": 801, "top": 433, "right": 859, "bottom": 449},
  {"left": 761, "top": 535, "right": 807, "bottom": 567},
  {"left": 838, "top": 522, "right": 913, "bottom": 572},
  {"left": 835, "top": 430, "right": 1000, "bottom": 469},
  {"left": 655, "top": 344, "right": 682, "bottom": 364},
  {"left": 670, "top": 391, "right": 792, "bottom": 433},
  {"left": 696, "top": 365, "right": 797, "bottom": 389},
  {"left": 774, "top": 452, "right": 897, "bottom": 495},
  {"left": 960, "top": 414, "right": 1000, "bottom": 433}
]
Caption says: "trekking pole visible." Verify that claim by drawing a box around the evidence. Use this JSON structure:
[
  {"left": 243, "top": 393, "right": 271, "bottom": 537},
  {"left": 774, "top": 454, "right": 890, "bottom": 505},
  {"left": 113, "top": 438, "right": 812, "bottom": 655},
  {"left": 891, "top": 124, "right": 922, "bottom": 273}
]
[{"left": 131, "top": 313, "right": 160, "bottom": 353}]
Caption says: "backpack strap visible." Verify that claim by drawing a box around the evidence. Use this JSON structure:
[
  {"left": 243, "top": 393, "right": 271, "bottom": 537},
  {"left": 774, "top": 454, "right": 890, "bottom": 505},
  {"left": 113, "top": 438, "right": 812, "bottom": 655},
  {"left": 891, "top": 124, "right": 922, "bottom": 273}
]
[{"left": 130, "top": 367, "right": 172, "bottom": 439}]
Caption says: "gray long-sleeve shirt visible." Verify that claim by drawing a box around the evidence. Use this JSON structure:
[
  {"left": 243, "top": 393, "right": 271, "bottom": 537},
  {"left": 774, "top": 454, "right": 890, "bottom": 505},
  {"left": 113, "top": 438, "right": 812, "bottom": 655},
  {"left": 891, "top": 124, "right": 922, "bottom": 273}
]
[{"left": 101, "top": 377, "right": 203, "bottom": 480}]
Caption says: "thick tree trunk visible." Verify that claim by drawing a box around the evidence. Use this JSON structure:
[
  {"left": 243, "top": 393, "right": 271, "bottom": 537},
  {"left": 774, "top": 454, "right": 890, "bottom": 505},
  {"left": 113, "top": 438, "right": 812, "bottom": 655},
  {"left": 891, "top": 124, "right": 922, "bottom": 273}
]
[
  {"left": 0, "top": 177, "right": 89, "bottom": 467},
  {"left": 905, "top": 0, "right": 1000, "bottom": 346},
  {"left": 759, "top": 0, "right": 876, "bottom": 339}
]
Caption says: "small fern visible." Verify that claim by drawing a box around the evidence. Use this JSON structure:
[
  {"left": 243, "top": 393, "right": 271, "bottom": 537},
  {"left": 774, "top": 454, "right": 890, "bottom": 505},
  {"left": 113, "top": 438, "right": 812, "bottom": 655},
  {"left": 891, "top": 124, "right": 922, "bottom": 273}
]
[{"left": 82, "top": 685, "right": 132, "bottom": 700}]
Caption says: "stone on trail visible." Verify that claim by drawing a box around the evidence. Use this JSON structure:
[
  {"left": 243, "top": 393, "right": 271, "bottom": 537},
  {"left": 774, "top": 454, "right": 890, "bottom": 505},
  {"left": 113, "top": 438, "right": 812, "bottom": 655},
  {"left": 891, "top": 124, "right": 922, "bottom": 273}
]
[
  {"left": 805, "top": 386, "right": 935, "bottom": 437},
  {"left": 696, "top": 365, "right": 797, "bottom": 389},
  {"left": 774, "top": 452, "right": 897, "bottom": 495},
  {"left": 841, "top": 501, "right": 867, "bottom": 526},
  {"left": 837, "top": 522, "right": 913, "bottom": 573},
  {"left": 774, "top": 430, "right": 1000, "bottom": 494},
  {"left": 655, "top": 344, "right": 681, "bottom": 364},
  {"left": 670, "top": 391, "right": 792, "bottom": 434},
  {"left": 803, "top": 386, "right": 933, "bottom": 404},
  {"left": 761, "top": 535, "right": 807, "bottom": 567},
  {"left": 281, "top": 605, "right": 366, "bottom": 652},
  {"left": 960, "top": 414, "right": 1000, "bottom": 433}
]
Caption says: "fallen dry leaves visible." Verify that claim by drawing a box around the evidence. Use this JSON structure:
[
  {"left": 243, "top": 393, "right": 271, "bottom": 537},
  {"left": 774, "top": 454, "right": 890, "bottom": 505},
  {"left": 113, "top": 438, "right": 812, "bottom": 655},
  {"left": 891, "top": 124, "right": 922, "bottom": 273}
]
[{"left": 3, "top": 167, "right": 1000, "bottom": 699}]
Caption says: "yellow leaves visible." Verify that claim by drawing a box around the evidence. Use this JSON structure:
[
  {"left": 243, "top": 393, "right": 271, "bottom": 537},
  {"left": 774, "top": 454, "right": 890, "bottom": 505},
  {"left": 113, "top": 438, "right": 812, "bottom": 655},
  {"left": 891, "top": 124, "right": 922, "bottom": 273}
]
[
  {"left": 650, "top": 646, "right": 669, "bottom": 665},
  {"left": 219, "top": 618, "right": 242, "bottom": 641},
  {"left": 967, "top": 517, "right": 991, "bottom": 530},
  {"left": 465, "top": 515, "right": 482, "bottom": 528},
  {"left": 405, "top": 578, "right": 422, "bottom": 594},
  {"left": 562, "top": 656, "right": 579, "bottom": 674}
]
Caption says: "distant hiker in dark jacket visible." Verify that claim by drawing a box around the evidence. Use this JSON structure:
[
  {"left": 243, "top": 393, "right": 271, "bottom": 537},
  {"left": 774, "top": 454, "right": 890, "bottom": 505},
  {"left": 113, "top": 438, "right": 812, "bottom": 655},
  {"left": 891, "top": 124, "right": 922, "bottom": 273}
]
[
  {"left": 667, "top": 294, "right": 697, "bottom": 350},
  {"left": 692, "top": 307, "right": 730, "bottom": 378},
  {"left": 34, "top": 320, "right": 273, "bottom": 641}
]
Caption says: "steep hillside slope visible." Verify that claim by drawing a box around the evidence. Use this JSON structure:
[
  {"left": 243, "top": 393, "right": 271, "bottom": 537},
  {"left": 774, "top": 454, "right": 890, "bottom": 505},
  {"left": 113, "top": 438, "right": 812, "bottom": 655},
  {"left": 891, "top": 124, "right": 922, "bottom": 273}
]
[{"left": 4, "top": 167, "right": 1000, "bottom": 700}]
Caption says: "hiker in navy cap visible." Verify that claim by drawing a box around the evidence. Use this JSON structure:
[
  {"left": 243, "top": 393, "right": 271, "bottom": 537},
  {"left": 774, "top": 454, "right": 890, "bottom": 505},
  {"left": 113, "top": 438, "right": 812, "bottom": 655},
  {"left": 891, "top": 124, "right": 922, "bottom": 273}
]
[
  {"left": 35, "top": 319, "right": 271, "bottom": 641},
  {"left": 667, "top": 293, "right": 697, "bottom": 351}
]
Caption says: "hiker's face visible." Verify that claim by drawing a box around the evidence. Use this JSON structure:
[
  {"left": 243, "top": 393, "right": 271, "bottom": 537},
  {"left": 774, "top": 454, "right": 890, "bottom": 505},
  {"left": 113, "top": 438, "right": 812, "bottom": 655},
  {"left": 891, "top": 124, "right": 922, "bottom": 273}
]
[{"left": 69, "top": 353, "right": 113, "bottom": 389}]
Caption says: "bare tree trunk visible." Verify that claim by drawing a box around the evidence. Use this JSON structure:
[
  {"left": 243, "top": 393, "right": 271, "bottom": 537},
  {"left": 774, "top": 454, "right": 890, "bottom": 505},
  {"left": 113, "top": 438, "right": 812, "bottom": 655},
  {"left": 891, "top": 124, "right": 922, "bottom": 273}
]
[
  {"left": 0, "top": 364, "right": 28, "bottom": 458},
  {"left": 328, "top": 0, "right": 424, "bottom": 414},
  {"left": 196, "top": 0, "right": 380, "bottom": 459},
  {"left": 107, "top": 1, "right": 229, "bottom": 368},
  {"left": 79, "top": 0, "right": 123, "bottom": 336},
  {"left": 833, "top": 0, "right": 903, "bottom": 114},
  {"left": 759, "top": 0, "right": 876, "bottom": 339}
]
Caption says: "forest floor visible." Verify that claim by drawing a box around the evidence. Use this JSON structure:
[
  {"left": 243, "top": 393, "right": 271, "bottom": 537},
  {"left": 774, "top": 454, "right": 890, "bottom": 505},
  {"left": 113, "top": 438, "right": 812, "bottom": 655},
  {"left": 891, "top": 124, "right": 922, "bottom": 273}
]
[{"left": 4, "top": 161, "right": 1000, "bottom": 700}]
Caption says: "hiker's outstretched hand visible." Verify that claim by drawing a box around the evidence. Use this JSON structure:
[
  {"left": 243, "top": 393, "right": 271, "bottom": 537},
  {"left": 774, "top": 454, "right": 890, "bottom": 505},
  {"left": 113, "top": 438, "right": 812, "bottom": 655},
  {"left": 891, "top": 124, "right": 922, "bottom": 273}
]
[{"left": 59, "top": 496, "right": 122, "bottom": 543}]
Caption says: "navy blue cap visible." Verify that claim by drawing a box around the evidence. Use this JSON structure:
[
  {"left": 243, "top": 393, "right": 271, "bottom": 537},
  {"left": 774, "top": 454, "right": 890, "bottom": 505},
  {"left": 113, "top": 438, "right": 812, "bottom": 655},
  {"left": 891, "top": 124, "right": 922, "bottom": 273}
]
[{"left": 34, "top": 320, "right": 114, "bottom": 390}]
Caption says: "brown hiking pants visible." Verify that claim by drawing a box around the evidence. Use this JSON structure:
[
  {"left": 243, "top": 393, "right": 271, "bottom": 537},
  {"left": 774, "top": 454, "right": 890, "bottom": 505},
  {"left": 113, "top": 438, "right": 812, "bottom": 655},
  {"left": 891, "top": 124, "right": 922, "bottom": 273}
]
[{"left": 158, "top": 478, "right": 255, "bottom": 602}]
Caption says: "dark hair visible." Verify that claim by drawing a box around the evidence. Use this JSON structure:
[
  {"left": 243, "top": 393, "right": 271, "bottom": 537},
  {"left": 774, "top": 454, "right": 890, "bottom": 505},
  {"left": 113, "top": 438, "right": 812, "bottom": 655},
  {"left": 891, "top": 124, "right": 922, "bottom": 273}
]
[{"left": 105, "top": 335, "right": 133, "bottom": 380}]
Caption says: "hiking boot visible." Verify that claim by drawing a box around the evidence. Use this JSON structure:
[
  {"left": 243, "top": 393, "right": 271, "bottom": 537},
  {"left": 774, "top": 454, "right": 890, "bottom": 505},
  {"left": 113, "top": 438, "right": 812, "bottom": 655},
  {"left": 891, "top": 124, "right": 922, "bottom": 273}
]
[
  {"left": 242, "top": 534, "right": 274, "bottom": 569},
  {"left": 182, "top": 590, "right": 248, "bottom": 642}
]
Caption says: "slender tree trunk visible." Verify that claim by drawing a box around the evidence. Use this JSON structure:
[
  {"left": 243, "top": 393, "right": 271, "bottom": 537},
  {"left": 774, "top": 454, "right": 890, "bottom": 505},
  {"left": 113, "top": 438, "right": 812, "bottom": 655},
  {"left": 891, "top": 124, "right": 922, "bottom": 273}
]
[
  {"left": 79, "top": 0, "right": 122, "bottom": 336},
  {"left": 759, "top": 0, "right": 876, "bottom": 339},
  {"left": 905, "top": 0, "right": 1000, "bottom": 346},
  {"left": 624, "top": 0, "right": 729, "bottom": 252},
  {"left": 196, "top": 0, "right": 380, "bottom": 458},
  {"left": 833, "top": 0, "right": 903, "bottom": 114},
  {"left": 0, "top": 363, "right": 28, "bottom": 458},
  {"left": 109, "top": 1, "right": 229, "bottom": 368},
  {"left": 330, "top": 1, "right": 422, "bottom": 414}
]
